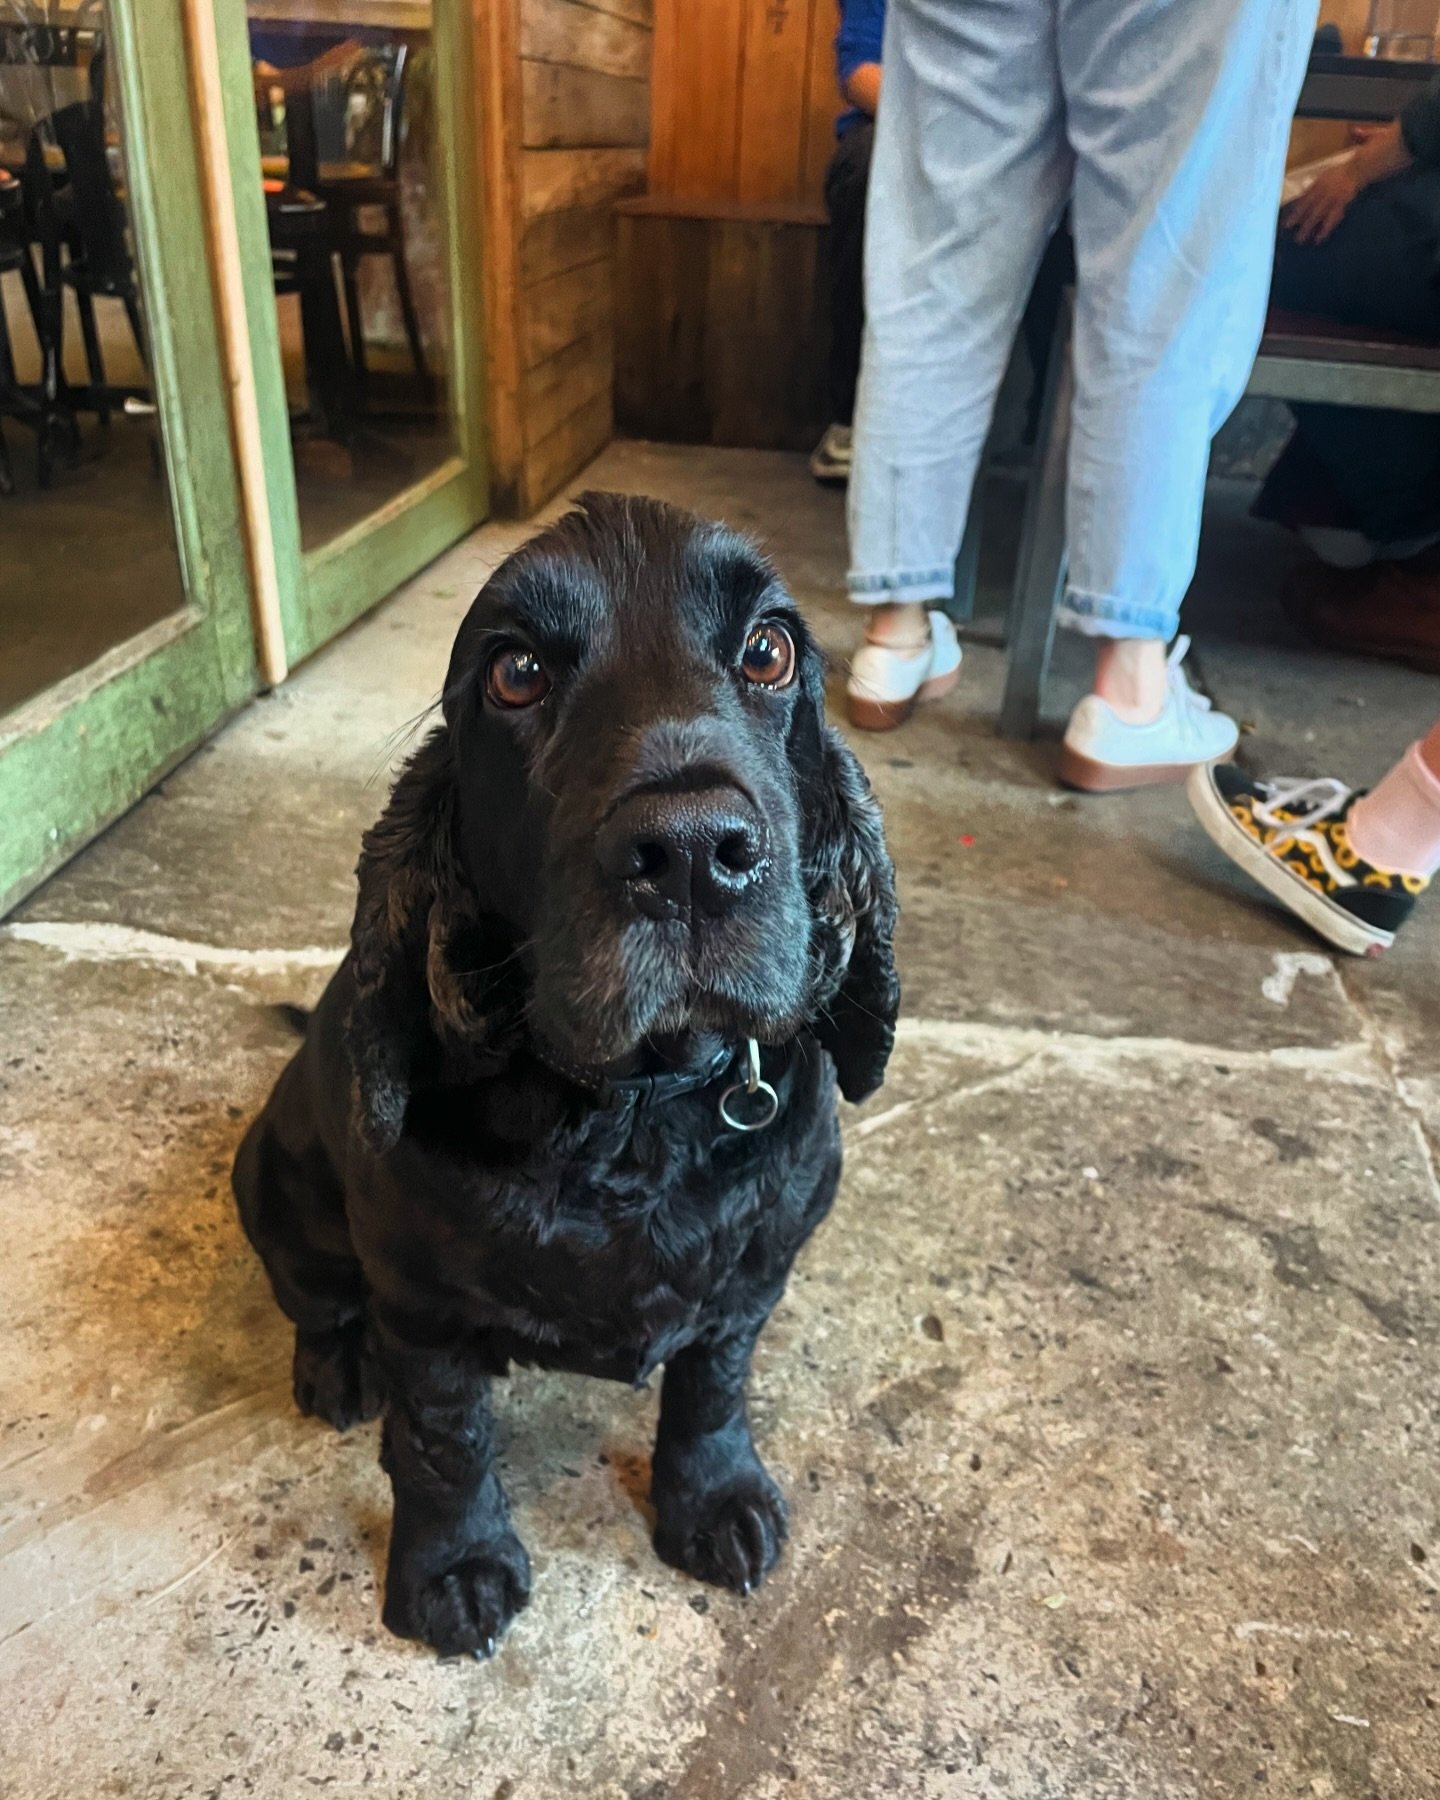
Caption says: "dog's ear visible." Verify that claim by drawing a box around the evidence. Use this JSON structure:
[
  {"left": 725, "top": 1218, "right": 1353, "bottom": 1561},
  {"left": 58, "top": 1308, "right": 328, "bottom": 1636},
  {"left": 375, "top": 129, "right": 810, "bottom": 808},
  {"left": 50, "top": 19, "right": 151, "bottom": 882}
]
[
  {"left": 346, "top": 729, "right": 500, "bottom": 1153},
  {"left": 802, "top": 719, "right": 900, "bottom": 1104}
]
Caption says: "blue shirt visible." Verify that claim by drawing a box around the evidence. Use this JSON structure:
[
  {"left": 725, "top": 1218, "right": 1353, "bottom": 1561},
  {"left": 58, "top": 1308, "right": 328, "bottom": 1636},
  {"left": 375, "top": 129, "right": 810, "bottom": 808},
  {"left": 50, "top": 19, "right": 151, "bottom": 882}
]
[{"left": 835, "top": 0, "right": 884, "bottom": 139}]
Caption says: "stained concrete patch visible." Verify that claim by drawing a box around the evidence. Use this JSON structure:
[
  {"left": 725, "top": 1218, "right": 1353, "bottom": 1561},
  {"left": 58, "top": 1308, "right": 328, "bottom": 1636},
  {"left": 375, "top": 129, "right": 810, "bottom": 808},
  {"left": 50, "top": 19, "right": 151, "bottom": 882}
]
[{"left": 3, "top": 443, "right": 1439, "bottom": 1798}]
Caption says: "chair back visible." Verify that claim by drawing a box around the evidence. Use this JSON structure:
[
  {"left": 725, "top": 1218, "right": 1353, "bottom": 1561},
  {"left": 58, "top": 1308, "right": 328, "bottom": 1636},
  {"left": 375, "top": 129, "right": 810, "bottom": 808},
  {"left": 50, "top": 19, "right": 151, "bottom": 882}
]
[
  {"left": 318, "top": 44, "right": 406, "bottom": 175},
  {"left": 49, "top": 95, "right": 131, "bottom": 293}
]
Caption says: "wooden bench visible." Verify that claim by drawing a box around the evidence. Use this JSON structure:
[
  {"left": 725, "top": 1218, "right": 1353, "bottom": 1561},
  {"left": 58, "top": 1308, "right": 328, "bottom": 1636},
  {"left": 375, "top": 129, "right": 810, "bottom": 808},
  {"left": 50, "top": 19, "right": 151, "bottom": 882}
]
[{"left": 613, "top": 194, "right": 831, "bottom": 453}]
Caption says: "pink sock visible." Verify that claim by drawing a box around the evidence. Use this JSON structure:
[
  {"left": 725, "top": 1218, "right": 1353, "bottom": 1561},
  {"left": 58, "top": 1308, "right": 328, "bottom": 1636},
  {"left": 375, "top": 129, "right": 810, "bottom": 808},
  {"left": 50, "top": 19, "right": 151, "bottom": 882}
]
[{"left": 1347, "top": 741, "right": 1440, "bottom": 879}]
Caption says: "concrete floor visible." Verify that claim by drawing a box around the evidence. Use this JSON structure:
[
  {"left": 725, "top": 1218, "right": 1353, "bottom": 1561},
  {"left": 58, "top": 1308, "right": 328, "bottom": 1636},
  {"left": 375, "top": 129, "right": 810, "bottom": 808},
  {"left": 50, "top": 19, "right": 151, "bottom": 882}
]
[{"left": 3, "top": 442, "right": 1439, "bottom": 1800}]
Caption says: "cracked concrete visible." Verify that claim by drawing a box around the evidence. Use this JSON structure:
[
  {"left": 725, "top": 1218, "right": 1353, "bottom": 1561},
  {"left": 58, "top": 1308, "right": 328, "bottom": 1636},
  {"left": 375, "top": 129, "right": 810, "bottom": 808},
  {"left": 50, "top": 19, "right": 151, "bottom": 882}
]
[{"left": 3, "top": 444, "right": 1439, "bottom": 1798}]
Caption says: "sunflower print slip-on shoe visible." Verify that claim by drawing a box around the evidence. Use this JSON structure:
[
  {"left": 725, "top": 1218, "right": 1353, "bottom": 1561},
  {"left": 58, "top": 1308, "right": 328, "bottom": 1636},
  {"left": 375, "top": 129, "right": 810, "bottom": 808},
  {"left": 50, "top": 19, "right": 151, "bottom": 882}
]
[{"left": 1187, "top": 763, "right": 1427, "bottom": 956}]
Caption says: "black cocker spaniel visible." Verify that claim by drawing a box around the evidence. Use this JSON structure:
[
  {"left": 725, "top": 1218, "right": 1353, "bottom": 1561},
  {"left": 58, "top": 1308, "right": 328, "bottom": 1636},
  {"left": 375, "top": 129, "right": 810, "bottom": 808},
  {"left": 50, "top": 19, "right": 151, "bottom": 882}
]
[{"left": 233, "top": 493, "right": 898, "bottom": 1657}]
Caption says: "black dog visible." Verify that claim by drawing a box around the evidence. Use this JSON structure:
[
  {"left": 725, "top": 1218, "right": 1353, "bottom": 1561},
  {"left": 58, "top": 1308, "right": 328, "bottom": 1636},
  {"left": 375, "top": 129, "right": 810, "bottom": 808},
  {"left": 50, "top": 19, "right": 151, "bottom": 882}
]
[{"left": 233, "top": 493, "right": 898, "bottom": 1657}]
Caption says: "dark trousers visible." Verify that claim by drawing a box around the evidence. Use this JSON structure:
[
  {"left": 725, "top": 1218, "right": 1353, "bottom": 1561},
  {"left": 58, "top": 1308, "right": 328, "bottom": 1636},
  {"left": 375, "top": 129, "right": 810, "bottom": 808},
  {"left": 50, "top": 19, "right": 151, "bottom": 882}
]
[
  {"left": 1264, "top": 165, "right": 1440, "bottom": 545},
  {"left": 823, "top": 119, "right": 873, "bottom": 428}
]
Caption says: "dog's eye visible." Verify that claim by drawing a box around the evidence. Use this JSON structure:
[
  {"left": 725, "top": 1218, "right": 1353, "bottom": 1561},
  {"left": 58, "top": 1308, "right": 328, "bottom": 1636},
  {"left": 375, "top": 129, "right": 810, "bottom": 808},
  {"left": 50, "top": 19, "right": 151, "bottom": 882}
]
[
  {"left": 740, "top": 621, "right": 796, "bottom": 690},
  {"left": 487, "top": 646, "right": 551, "bottom": 709},
  {"left": 485, "top": 645, "right": 551, "bottom": 709}
]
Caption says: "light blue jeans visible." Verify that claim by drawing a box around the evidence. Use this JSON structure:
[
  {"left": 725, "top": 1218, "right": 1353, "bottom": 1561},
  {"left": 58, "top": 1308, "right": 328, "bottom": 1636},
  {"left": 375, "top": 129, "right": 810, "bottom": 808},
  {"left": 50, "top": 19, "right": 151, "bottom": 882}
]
[{"left": 847, "top": 0, "right": 1313, "bottom": 639}]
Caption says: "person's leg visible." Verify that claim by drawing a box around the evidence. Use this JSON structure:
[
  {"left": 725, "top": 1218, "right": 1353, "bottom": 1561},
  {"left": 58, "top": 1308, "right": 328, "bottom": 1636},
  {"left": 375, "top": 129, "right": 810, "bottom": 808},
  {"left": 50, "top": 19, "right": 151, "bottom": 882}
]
[
  {"left": 845, "top": 0, "right": 1070, "bottom": 724},
  {"left": 1263, "top": 166, "right": 1440, "bottom": 552},
  {"left": 825, "top": 119, "right": 872, "bottom": 431},
  {"left": 812, "top": 120, "right": 874, "bottom": 484},
  {"left": 1282, "top": 403, "right": 1440, "bottom": 551},
  {"left": 1056, "top": 0, "right": 1311, "bottom": 777},
  {"left": 1348, "top": 723, "right": 1440, "bottom": 878},
  {"left": 1271, "top": 165, "right": 1440, "bottom": 335},
  {"left": 1188, "top": 724, "right": 1440, "bottom": 955}
]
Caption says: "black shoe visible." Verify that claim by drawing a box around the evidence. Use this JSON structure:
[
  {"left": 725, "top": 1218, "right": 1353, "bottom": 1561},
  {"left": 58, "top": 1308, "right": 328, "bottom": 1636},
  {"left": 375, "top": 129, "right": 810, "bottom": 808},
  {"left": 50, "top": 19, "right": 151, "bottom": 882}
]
[{"left": 1187, "top": 763, "right": 1426, "bottom": 955}]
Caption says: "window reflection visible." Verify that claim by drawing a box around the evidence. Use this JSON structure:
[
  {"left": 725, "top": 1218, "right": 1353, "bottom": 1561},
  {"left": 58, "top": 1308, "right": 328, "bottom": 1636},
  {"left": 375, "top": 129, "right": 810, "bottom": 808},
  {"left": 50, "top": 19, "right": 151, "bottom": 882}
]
[
  {"left": 250, "top": 4, "right": 456, "bottom": 551},
  {"left": 0, "top": 0, "right": 184, "bottom": 720}
]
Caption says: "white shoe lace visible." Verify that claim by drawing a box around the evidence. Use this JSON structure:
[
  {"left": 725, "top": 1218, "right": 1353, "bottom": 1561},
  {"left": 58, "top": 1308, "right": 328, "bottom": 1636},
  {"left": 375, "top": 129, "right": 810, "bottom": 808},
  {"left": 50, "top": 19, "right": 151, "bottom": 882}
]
[
  {"left": 1164, "top": 636, "right": 1218, "bottom": 746},
  {"left": 1250, "top": 774, "right": 1353, "bottom": 832},
  {"left": 1167, "top": 636, "right": 1211, "bottom": 710}
]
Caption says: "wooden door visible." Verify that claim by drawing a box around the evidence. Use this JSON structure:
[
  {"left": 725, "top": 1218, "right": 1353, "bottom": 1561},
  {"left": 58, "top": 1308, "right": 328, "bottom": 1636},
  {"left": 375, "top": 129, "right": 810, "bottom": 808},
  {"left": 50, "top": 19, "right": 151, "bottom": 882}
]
[
  {"left": 217, "top": 0, "right": 488, "bottom": 669},
  {"left": 0, "top": 0, "right": 261, "bottom": 916}
]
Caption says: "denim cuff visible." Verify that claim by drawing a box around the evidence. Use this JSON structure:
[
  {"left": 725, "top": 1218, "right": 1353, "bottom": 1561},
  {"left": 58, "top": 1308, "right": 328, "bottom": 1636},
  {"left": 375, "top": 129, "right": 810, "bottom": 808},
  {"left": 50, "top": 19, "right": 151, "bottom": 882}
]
[
  {"left": 1058, "top": 587, "right": 1175, "bottom": 641},
  {"left": 847, "top": 566, "right": 955, "bottom": 606}
]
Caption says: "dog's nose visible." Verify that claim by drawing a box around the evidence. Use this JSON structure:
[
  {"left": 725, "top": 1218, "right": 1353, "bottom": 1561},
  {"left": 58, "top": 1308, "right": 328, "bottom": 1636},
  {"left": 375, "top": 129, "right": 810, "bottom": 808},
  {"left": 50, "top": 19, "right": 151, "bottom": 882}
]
[{"left": 597, "top": 790, "right": 767, "bottom": 920}]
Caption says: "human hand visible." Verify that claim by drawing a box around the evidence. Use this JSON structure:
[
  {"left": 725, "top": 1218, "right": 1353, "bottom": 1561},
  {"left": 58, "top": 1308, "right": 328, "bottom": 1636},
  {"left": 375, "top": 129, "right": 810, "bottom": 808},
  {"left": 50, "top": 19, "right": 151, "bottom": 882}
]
[{"left": 1283, "top": 160, "right": 1365, "bottom": 245}]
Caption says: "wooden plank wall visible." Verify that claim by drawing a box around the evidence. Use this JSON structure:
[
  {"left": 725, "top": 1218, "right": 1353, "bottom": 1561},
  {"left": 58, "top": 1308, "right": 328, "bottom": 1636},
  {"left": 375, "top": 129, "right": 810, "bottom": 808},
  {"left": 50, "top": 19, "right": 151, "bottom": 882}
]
[
  {"left": 649, "top": 0, "right": 840, "bottom": 206},
  {"left": 648, "top": 1, "right": 1377, "bottom": 199},
  {"left": 479, "top": 0, "right": 653, "bottom": 514},
  {"left": 614, "top": 199, "right": 829, "bottom": 449}
]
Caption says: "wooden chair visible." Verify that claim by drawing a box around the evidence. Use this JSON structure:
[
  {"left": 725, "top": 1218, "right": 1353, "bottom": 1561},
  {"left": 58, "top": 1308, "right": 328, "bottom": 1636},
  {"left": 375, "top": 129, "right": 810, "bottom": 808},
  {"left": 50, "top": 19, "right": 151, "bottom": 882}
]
[
  {"left": 49, "top": 96, "right": 149, "bottom": 416},
  {"left": 258, "top": 45, "right": 427, "bottom": 391},
  {"left": 315, "top": 46, "right": 428, "bottom": 389}
]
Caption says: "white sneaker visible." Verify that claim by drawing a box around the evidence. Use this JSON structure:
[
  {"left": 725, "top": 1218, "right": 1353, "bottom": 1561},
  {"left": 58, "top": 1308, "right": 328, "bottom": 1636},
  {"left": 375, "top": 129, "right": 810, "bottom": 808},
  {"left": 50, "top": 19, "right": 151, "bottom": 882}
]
[
  {"left": 846, "top": 611, "right": 962, "bottom": 731},
  {"left": 1058, "top": 636, "right": 1237, "bottom": 792},
  {"left": 810, "top": 424, "right": 853, "bottom": 485}
]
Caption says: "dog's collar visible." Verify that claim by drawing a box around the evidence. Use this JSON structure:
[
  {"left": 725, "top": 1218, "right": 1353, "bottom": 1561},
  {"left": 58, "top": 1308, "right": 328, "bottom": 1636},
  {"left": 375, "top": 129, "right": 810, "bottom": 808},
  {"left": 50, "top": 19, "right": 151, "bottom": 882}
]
[{"left": 537, "top": 1037, "right": 782, "bottom": 1131}]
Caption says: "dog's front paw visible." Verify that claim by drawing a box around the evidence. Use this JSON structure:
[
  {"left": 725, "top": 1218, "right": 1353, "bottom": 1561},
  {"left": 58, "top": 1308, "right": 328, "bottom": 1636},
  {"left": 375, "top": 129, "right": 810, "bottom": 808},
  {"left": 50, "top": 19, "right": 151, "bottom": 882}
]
[
  {"left": 382, "top": 1533, "right": 532, "bottom": 1658},
  {"left": 293, "top": 1322, "right": 384, "bottom": 1431},
  {"left": 653, "top": 1465, "right": 789, "bottom": 1595}
]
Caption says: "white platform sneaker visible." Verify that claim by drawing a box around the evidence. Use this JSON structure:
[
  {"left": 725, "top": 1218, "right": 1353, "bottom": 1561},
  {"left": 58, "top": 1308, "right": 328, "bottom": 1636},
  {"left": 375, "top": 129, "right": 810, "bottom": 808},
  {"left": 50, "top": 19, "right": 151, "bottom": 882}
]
[
  {"left": 846, "top": 611, "right": 963, "bottom": 731},
  {"left": 1058, "top": 636, "right": 1237, "bottom": 792}
]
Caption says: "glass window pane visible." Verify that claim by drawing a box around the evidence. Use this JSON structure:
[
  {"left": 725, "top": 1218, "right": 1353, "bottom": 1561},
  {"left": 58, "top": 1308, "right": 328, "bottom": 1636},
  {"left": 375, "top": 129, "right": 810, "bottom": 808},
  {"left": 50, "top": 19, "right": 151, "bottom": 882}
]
[
  {"left": 249, "top": 4, "right": 458, "bottom": 552},
  {"left": 0, "top": 0, "right": 187, "bottom": 720}
]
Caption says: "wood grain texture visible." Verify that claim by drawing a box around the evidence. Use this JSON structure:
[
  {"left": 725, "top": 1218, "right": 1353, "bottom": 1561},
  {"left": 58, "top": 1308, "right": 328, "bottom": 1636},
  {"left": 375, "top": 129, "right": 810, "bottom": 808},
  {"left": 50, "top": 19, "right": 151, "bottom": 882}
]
[
  {"left": 799, "top": 0, "right": 840, "bottom": 201},
  {"left": 736, "top": 0, "right": 812, "bottom": 203},
  {"left": 703, "top": 215, "right": 827, "bottom": 446},
  {"left": 579, "top": 0, "right": 652, "bottom": 23},
  {"left": 522, "top": 257, "right": 616, "bottom": 366},
  {"left": 616, "top": 192, "right": 824, "bottom": 224},
  {"left": 523, "top": 387, "right": 613, "bottom": 509},
  {"left": 186, "top": 0, "right": 285, "bottom": 684},
  {"left": 522, "top": 145, "right": 648, "bottom": 216},
  {"left": 614, "top": 210, "right": 827, "bottom": 449},
  {"left": 520, "top": 204, "right": 616, "bottom": 284},
  {"left": 648, "top": 0, "right": 745, "bottom": 199},
  {"left": 648, "top": 0, "right": 839, "bottom": 205},
  {"left": 615, "top": 212, "right": 711, "bottom": 441},
  {"left": 483, "top": 0, "right": 656, "bottom": 513},
  {"left": 522, "top": 62, "right": 649, "bottom": 149},
  {"left": 520, "top": 0, "right": 652, "bottom": 79},
  {"left": 523, "top": 325, "right": 615, "bottom": 446}
]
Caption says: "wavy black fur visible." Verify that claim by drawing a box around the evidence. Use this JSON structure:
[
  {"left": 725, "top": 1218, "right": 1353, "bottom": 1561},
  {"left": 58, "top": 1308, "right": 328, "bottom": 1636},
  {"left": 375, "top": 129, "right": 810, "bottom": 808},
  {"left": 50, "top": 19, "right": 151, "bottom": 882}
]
[{"left": 232, "top": 493, "right": 898, "bottom": 1656}]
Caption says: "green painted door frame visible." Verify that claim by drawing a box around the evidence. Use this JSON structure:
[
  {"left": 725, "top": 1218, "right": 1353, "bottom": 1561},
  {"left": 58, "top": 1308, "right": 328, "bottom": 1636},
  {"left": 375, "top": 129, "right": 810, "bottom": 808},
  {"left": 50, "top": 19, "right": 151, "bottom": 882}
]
[
  {"left": 0, "top": 0, "right": 260, "bottom": 918},
  {"left": 217, "top": 0, "right": 488, "bottom": 670}
]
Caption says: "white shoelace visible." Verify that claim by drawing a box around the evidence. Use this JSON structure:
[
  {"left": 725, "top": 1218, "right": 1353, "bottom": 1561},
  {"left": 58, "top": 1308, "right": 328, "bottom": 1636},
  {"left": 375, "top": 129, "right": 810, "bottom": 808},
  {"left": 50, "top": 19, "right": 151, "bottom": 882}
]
[
  {"left": 1246, "top": 774, "right": 1360, "bottom": 890},
  {"left": 1250, "top": 774, "right": 1354, "bottom": 833},
  {"left": 1165, "top": 637, "right": 1217, "bottom": 745}
]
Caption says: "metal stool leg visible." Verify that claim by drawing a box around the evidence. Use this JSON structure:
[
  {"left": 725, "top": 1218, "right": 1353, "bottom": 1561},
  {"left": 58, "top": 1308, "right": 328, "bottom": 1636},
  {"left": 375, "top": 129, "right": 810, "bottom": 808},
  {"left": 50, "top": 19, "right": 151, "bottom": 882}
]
[{"left": 999, "top": 290, "right": 1073, "bottom": 740}]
